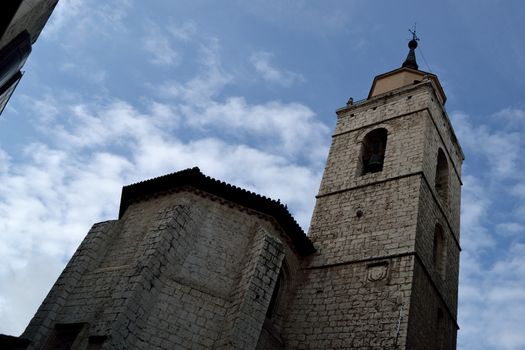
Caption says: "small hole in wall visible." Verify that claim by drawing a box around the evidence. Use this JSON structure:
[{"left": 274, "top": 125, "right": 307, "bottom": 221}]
[
  {"left": 372, "top": 107, "right": 377, "bottom": 110},
  {"left": 356, "top": 209, "right": 363, "bottom": 218},
  {"left": 407, "top": 95, "right": 412, "bottom": 100},
  {"left": 350, "top": 113, "right": 355, "bottom": 117}
]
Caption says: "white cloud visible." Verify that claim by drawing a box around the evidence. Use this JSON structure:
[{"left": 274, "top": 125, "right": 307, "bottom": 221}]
[
  {"left": 250, "top": 51, "right": 305, "bottom": 87},
  {"left": 42, "top": 0, "right": 86, "bottom": 37},
  {"left": 460, "top": 175, "right": 495, "bottom": 253},
  {"left": 167, "top": 20, "right": 197, "bottom": 42},
  {"left": 451, "top": 111, "right": 523, "bottom": 179},
  {"left": 454, "top": 108, "right": 525, "bottom": 349},
  {"left": 142, "top": 20, "right": 198, "bottom": 67},
  {"left": 38, "top": 0, "right": 130, "bottom": 91},
  {"left": 153, "top": 44, "right": 327, "bottom": 161},
  {"left": 495, "top": 222, "right": 525, "bottom": 237},
  {"left": 238, "top": 1, "right": 350, "bottom": 33},
  {"left": 0, "top": 252, "right": 65, "bottom": 336},
  {"left": 494, "top": 107, "right": 525, "bottom": 128},
  {"left": 0, "top": 139, "right": 133, "bottom": 335},
  {"left": 43, "top": 0, "right": 131, "bottom": 41},
  {"left": 143, "top": 28, "right": 181, "bottom": 66},
  {"left": 0, "top": 149, "right": 10, "bottom": 173},
  {"left": 192, "top": 97, "right": 329, "bottom": 161},
  {"left": 60, "top": 61, "right": 107, "bottom": 84},
  {"left": 157, "top": 41, "right": 233, "bottom": 105},
  {"left": 27, "top": 98, "right": 179, "bottom": 151},
  {"left": 459, "top": 244, "right": 525, "bottom": 350}
]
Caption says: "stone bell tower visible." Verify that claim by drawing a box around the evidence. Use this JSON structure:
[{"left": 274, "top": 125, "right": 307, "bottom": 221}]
[{"left": 281, "top": 34, "right": 463, "bottom": 349}]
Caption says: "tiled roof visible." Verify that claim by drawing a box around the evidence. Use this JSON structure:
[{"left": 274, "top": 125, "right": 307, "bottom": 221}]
[{"left": 119, "top": 167, "right": 315, "bottom": 256}]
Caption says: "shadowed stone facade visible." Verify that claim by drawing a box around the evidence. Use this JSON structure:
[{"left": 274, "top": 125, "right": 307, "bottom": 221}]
[
  {"left": 19, "top": 171, "right": 314, "bottom": 349},
  {"left": 11, "top": 41, "right": 463, "bottom": 349},
  {"left": 0, "top": 0, "right": 58, "bottom": 116}
]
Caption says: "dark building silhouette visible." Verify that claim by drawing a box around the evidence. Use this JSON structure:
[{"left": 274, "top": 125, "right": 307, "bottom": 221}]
[{"left": 0, "top": 0, "right": 58, "bottom": 116}]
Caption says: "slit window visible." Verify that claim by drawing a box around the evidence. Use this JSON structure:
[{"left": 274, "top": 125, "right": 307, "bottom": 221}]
[
  {"left": 435, "top": 149, "right": 449, "bottom": 205},
  {"left": 266, "top": 270, "right": 284, "bottom": 319},
  {"left": 433, "top": 224, "right": 446, "bottom": 280}
]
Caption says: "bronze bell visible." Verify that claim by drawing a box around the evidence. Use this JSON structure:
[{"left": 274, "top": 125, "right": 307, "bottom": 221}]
[{"left": 366, "top": 153, "right": 383, "bottom": 173}]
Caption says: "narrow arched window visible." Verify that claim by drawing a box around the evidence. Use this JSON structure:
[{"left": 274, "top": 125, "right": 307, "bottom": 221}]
[
  {"left": 433, "top": 224, "right": 446, "bottom": 280},
  {"left": 266, "top": 271, "right": 282, "bottom": 318},
  {"left": 266, "top": 267, "right": 288, "bottom": 320},
  {"left": 435, "top": 149, "right": 449, "bottom": 205},
  {"left": 361, "top": 128, "right": 388, "bottom": 175}
]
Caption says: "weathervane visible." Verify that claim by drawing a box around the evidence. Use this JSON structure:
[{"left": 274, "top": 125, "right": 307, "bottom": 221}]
[{"left": 409, "top": 23, "right": 419, "bottom": 42}]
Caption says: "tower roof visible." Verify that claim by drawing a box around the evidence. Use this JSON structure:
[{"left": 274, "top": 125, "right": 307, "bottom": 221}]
[
  {"left": 401, "top": 29, "right": 419, "bottom": 70},
  {"left": 366, "top": 31, "right": 447, "bottom": 105}
]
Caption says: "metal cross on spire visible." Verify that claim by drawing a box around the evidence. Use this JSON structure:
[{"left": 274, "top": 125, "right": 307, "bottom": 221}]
[
  {"left": 409, "top": 23, "right": 419, "bottom": 42},
  {"left": 402, "top": 24, "right": 419, "bottom": 70}
]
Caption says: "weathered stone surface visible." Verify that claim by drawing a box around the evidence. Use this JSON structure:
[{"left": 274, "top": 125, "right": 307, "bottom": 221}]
[
  {"left": 278, "top": 79, "right": 462, "bottom": 349},
  {"left": 22, "top": 191, "right": 303, "bottom": 349},
  {"left": 20, "top": 74, "right": 462, "bottom": 350}
]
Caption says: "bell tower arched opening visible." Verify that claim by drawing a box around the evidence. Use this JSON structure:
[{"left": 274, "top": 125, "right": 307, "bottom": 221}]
[{"left": 360, "top": 128, "right": 388, "bottom": 175}]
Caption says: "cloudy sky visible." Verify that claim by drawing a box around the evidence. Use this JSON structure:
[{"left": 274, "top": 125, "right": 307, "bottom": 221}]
[{"left": 1, "top": 1, "right": 525, "bottom": 348}]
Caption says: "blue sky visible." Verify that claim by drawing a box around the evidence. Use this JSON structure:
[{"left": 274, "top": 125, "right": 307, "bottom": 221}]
[{"left": 1, "top": 1, "right": 525, "bottom": 348}]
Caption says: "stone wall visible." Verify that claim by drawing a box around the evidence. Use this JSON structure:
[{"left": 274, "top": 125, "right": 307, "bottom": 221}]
[
  {"left": 309, "top": 176, "right": 421, "bottom": 266},
  {"left": 421, "top": 109, "right": 462, "bottom": 238},
  {"left": 22, "top": 220, "right": 119, "bottom": 348},
  {"left": 22, "top": 190, "right": 303, "bottom": 349},
  {"left": 406, "top": 258, "right": 458, "bottom": 350},
  {"left": 282, "top": 255, "right": 414, "bottom": 349},
  {"left": 290, "top": 79, "right": 462, "bottom": 349},
  {"left": 415, "top": 179, "right": 460, "bottom": 315}
]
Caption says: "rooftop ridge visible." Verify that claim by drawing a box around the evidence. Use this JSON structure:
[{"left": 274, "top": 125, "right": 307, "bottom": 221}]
[{"left": 119, "top": 167, "right": 315, "bottom": 256}]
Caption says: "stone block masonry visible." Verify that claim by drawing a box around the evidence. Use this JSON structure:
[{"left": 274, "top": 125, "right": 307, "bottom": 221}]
[
  {"left": 276, "top": 79, "right": 462, "bottom": 349},
  {"left": 22, "top": 190, "right": 305, "bottom": 349},
  {"left": 282, "top": 256, "right": 413, "bottom": 349}
]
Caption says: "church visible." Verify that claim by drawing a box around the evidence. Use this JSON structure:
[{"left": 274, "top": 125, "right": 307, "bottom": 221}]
[{"left": 10, "top": 36, "right": 463, "bottom": 349}]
